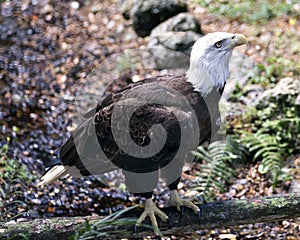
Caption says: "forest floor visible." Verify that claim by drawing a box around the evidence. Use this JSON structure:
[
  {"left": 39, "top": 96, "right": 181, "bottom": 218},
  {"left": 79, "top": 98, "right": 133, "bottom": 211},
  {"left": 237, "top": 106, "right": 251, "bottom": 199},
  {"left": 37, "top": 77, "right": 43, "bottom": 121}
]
[{"left": 0, "top": 0, "right": 300, "bottom": 239}]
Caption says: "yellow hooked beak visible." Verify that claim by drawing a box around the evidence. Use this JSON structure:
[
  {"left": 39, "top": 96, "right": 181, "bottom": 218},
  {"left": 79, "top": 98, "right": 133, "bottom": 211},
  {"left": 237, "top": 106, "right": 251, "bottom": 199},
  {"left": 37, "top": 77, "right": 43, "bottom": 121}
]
[{"left": 229, "top": 34, "right": 248, "bottom": 48}]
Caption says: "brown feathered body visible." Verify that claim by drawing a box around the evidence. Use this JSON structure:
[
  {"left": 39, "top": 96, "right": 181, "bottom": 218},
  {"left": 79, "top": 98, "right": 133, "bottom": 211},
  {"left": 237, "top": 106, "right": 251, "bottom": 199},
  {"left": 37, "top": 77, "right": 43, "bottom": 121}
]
[{"left": 57, "top": 74, "right": 223, "bottom": 195}]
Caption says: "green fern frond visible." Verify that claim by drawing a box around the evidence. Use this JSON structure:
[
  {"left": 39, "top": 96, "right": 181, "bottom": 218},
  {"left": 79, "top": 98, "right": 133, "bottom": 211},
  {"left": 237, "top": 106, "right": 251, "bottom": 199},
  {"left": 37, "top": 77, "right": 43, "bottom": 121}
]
[
  {"left": 240, "top": 130, "right": 289, "bottom": 185},
  {"left": 225, "top": 135, "right": 249, "bottom": 164},
  {"left": 192, "top": 137, "right": 244, "bottom": 201}
]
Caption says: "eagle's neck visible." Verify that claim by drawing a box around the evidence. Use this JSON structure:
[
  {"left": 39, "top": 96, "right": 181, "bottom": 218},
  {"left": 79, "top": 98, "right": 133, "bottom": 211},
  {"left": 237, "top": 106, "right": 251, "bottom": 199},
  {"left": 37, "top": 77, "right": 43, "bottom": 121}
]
[{"left": 185, "top": 54, "right": 231, "bottom": 97}]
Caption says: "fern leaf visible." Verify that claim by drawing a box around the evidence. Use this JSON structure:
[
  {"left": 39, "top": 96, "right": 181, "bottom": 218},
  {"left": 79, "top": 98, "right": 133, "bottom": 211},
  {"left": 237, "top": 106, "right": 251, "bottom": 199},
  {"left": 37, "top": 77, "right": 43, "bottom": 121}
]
[
  {"left": 253, "top": 146, "right": 279, "bottom": 161},
  {"left": 192, "top": 138, "right": 242, "bottom": 201},
  {"left": 240, "top": 130, "right": 288, "bottom": 185}
]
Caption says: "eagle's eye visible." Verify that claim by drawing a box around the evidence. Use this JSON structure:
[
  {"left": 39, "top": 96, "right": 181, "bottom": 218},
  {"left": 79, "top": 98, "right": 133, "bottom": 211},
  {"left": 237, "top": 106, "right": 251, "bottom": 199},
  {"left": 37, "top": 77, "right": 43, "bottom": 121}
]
[{"left": 214, "top": 40, "right": 223, "bottom": 48}]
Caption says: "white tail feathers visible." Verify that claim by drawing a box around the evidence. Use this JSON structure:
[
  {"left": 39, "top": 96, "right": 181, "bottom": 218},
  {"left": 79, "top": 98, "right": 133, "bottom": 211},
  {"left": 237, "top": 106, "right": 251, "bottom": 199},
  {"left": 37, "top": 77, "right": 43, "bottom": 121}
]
[{"left": 37, "top": 165, "right": 68, "bottom": 186}]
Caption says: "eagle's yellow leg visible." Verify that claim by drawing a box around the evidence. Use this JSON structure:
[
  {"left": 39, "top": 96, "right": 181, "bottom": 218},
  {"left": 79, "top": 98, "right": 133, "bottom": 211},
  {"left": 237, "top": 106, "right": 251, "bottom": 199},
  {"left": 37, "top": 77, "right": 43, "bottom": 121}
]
[
  {"left": 135, "top": 198, "right": 168, "bottom": 235},
  {"left": 169, "top": 190, "right": 201, "bottom": 214}
]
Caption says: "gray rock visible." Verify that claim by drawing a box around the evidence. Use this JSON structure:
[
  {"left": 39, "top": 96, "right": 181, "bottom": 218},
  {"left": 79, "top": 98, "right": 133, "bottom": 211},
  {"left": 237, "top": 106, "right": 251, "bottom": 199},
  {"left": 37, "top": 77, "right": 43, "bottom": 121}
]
[
  {"left": 120, "top": 0, "right": 188, "bottom": 37},
  {"left": 150, "top": 12, "right": 201, "bottom": 37},
  {"left": 239, "top": 84, "right": 264, "bottom": 103},
  {"left": 289, "top": 178, "right": 300, "bottom": 195},
  {"left": 256, "top": 77, "right": 300, "bottom": 109},
  {"left": 296, "top": 93, "right": 300, "bottom": 115},
  {"left": 260, "top": 77, "right": 300, "bottom": 99},
  {"left": 148, "top": 31, "right": 202, "bottom": 69},
  {"left": 295, "top": 93, "right": 300, "bottom": 105},
  {"left": 223, "top": 50, "right": 257, "bottom": 102}
]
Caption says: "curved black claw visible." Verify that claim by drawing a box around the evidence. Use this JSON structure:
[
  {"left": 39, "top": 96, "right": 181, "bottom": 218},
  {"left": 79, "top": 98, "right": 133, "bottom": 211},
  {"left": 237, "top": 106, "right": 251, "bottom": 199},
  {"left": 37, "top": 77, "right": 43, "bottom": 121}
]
[
  {"left": 197, "top": 195, "right": 206, "bottom": 204},
  {"left": 167, "top": 216, "right": 173, "bottom": 226},
  {"left": 133, "top": 224, "right": 139, "bottom": 234},
  {"left": 179, "top": 205, "right": 185, "bottom": 218},
  {"left": 196, "top": 210, "right": 201, "bottom": 224}
]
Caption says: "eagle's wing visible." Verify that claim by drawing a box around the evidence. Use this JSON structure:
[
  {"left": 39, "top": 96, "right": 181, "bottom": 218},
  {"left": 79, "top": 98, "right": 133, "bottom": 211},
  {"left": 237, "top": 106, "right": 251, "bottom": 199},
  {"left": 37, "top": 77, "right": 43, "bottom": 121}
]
[{"left": 60, "top": 78, "right": 198, "bottom": 175}]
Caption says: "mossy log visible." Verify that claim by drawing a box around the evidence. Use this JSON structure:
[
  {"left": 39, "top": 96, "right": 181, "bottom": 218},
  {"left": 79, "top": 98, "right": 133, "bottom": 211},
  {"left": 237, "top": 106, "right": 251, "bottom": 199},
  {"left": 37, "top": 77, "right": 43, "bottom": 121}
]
[{"left": 1, "top": 194, "right": 300, "bottom": 239}]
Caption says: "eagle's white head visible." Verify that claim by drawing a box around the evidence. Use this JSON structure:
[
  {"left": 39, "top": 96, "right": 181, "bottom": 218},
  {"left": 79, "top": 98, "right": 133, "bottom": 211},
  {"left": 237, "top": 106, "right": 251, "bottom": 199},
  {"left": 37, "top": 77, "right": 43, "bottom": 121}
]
[{"left": 186, "top": 32, "right": 247, "bottom": 96}]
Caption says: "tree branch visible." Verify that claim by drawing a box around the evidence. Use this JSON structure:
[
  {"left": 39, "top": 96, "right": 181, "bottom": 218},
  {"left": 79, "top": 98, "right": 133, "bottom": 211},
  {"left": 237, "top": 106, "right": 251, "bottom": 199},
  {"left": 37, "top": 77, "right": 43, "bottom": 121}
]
[{"left": 1, "top": 194, "right": 300, "bottom": 239}]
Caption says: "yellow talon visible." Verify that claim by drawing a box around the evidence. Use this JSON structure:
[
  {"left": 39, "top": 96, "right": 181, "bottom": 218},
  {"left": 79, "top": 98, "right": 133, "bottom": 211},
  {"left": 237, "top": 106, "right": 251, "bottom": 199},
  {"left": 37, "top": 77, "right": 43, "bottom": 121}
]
[
  {"left": 135, "top": 198, "right": 168, "bottom": 235},
  {"left": 169, "top": 190, "right": 200, "bottom": 214}
]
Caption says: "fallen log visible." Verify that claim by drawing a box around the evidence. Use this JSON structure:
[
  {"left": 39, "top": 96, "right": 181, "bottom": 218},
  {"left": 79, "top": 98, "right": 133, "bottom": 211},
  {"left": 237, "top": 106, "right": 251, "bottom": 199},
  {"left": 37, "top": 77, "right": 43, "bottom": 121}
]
[{"left": 1, "top": 194, "right": 300, "bottom": 239}]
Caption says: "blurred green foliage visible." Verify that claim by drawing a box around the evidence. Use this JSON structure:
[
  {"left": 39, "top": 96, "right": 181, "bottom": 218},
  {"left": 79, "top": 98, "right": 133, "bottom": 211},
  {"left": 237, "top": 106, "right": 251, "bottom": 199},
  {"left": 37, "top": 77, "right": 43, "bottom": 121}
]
[
  {"left": 197, "top": 0, "right": 300, "bottom": 24},
  {"left": 0, "top": 140, "right": 30, "bottom": 222},
  {"left": 249, "top": 57, "right": 299, "bottom": 86}
]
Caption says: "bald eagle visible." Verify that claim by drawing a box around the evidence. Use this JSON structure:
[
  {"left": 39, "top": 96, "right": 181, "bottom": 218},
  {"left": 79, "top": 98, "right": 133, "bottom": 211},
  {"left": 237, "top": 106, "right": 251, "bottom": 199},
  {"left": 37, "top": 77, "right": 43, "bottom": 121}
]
[{"left": 38, "top": 32, "right": 247, "bottom": 234}]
